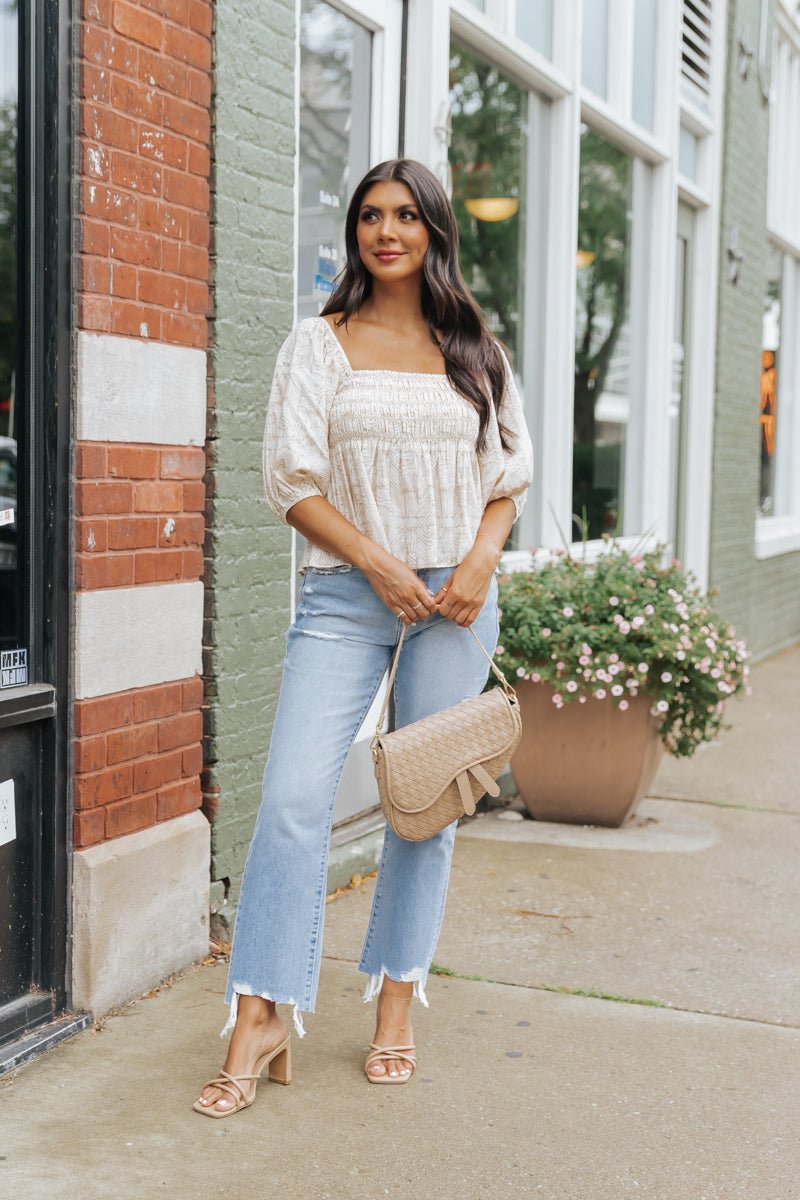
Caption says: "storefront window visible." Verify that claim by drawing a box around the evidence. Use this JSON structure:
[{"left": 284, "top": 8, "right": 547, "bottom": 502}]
[
  {"left": 448, "top": 40, "right": 527, "bottom": 368},
  {"left": 297, "top": 0, "right": 372, "bottom": 321},
  {"left": 516, "top": 0, "right": 553, "bottom": 58},
  {"left": 573, "top": 126, "right": 649, "bottom": 541},
  {"left": 632, "top": 0, "right": 657, "bottom": 130},
  {"left": 581, "top": 0, "right": 609, "bottom": 100},
  {"left": 0, "top": 0, "right": 20, "bottom": 657},
  {"left": 678, "top": 125, "right": 698, "bottom": 180},
  {"left": 759, "top": 247, "right": 782, "bottom": 517}
]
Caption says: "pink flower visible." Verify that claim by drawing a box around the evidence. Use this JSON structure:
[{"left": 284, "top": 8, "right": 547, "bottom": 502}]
[
  {"left": 542, "top": 628, "right": 551, "bottom": 638},
  {"left": 495, "top": 645, "right": 505, "bottom": 656},
  {"left": 609, "top": 596, "right": 619, "bottom": 606},
  {"left": 578, "top": 695, "right": 587, "bottom": 703},
  {"left": 563, "top": 606, "right": 574, "bottom": 617},
  {"left": 611, "top": 684, "right": 624, "bottom": 696},
  {"left": 556, "top": 661, "right": 565, "bottom": 671},
  {"left": 566, "top": 680, "right": 578, "bottom": 692},
  {"left": 530, "top": 672, "right": 541, "bottom": 683},
  {"left": 618, "top": 699, "right": 629, "bottom": 711},
  {"left": 595, "top": 688, "right": 607, "bottom": 699},
  {"left": 516, "top": 667, "right": 526, "bottom": 677},
  {"left": 582, "top": 644, "right": 593, "bottom": 656}
]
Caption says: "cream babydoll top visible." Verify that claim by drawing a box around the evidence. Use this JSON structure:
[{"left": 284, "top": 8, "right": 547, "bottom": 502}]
[{"left": 262, "top": 316, "right": 534, "bottom": 574}]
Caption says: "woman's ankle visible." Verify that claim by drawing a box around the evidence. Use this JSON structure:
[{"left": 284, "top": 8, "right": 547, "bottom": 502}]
[
  {"left": 235, "top": 995, "right": 279, "bottom": 1027},
  {"left": 380, "top": 978, "right": 413, "bottom": 1000}
]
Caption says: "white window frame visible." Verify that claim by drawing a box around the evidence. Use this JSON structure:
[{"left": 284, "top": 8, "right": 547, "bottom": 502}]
[
  {"left": 290, "top": 0, "right": 406, "bottom": 830},
  {"left": 405, "top": 0, "right": 726, "bottom": 590},
  {"left": 756, "top": 5, "right": 800, "bottom": 559},
  {"left": 291, "top": 0, "right": 405, "bottom": 595}
]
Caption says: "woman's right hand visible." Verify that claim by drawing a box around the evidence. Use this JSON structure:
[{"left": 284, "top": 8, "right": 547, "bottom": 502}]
[
  {"left": 284, "top": 497, "right": 437, "bottom": 625},
  {"left": 362, "top": 548, "right": 438, "bottom": 627}
]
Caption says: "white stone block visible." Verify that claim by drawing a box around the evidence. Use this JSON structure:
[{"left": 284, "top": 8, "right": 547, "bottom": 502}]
[
  {"left": 71, "top": 811, "right": 210, "bottom": 1019},
  {"left": 73, "top": 580, "right": 204, "bottom": 699},
  {"left": 76, "top": 332, "right": 207, "bottom": 445}
]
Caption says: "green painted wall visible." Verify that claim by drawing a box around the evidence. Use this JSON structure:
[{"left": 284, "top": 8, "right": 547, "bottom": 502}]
[
  {"left": 710, "top": 0, "right": 800, "bottom": 659},
  {"left": 206, "top": 0, "right": 296, "bottom": 917}
]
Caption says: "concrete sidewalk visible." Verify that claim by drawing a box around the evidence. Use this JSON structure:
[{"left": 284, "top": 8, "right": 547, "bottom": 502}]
[{"left": 2, "top": 646, "right": 799, "bottom": 1199}]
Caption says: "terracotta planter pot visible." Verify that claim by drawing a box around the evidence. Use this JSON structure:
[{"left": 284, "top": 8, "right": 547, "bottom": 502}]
[{"left": 510, "top": 680, "right": 665, "bottom": 827}]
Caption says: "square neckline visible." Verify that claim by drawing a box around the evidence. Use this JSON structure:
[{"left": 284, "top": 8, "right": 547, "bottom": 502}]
[{"left": 313, "top": 315, "right": 450, "bottom": 380}]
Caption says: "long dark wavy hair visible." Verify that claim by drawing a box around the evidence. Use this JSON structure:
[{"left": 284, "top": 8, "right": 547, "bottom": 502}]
[{"left": 320, "top": 158, "right": 516, "bottom": 454}]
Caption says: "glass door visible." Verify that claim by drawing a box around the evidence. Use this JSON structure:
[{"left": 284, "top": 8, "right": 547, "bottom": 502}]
[
  {"left": 0, "top": 1, "right": 71, "bottom": 1056},
  {"left": 296, "top": 0, "right": 404, "bottom": 828},
  {"left": 668, "top": 201, "right": 694, "bottom": 564}
]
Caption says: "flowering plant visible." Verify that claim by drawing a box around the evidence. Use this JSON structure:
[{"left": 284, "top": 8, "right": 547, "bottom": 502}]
[{"left": 493, "top": 539, "right": 751, "bottom": 758}]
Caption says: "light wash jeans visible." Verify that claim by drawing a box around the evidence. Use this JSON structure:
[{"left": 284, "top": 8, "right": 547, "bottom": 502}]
[{"left": 221, "top": 564, "right": 500, "bottom": 1040}]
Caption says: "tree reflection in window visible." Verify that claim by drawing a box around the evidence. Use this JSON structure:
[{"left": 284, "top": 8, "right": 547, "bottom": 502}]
[
  {"left": 448, "top": 42, "right": 526, "bottom": 367},
  {"left": 573, "top": 127, "right": 634, "bottom": 541}
]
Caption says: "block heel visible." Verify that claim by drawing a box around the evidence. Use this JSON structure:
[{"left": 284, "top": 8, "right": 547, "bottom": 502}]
[{"left": 268, "top": 1040, "right": 292, "bottom": 1085}]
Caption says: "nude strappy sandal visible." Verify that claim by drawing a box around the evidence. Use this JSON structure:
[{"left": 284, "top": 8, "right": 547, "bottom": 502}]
[
  {"left": 364, "top": 1041, "right": 417, "bottom": 1084},
  {"left": 193, "top": 1033, "right": 292, "bottom": 1117}
]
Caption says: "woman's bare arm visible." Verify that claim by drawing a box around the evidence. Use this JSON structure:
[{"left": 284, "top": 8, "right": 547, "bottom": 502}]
[
  {"left": 286, "top": 495, "right": 438, "bottom": 625},
  {"left": 430, "top": 497, "right": 516, "bottom": 627}
]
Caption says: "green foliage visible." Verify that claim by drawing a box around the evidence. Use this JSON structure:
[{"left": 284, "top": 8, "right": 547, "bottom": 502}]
[{"left": 493, "top": 539, "right": 751, "bottom": 759}]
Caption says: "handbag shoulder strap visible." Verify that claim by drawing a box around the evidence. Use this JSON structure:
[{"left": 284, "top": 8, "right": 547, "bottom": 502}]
[{"left": 373, "top": 622, "right": 513, "bottom": 741}]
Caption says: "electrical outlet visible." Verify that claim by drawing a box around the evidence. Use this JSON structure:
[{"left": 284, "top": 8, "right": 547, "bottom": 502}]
[{"left": 0, "top": 779, "right": 16, "bottom": 847}]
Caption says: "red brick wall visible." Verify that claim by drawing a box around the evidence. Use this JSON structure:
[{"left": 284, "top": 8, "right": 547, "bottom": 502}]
[
  {"left": 75, "top": 443, "right": 205, "bottom": 590},
  {"left": 74, "top": 0, "right": 212, "bottom": 850},
  {"left": 78, "top": 0, "right": 211, "bottom": 349},
  {"left": 74, "top": 679, "right": 203, "bottom": 848}
]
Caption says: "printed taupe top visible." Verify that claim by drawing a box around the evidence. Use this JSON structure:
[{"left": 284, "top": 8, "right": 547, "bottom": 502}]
[{"left": 262, "top": 316, "right": 534, "bottom": 575}]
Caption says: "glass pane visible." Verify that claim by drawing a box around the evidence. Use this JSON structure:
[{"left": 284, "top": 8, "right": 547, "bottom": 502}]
[
  {"left": 581, "top": 0, "right": 608, "bottom": 99},
  {"left": 668, "top": 227, "right": 689, "bottom": 557},
  {"left": 448, "top": 42, "right": 527, "bottom": 368},
  {"left": 573, "top": 127, "right": 640, "bottom": 541},
  {"left": 678, "top": 124, "right": 698, "bottom": 179},
  {"left": 759, "top": 246, "right": 782, "bottom": 517},
  {"left": 0, "top": 0, "right": 21, "bottom": 657},
  {"left": 516, "top": 0, "right": 553, "bottom": 58},
  {"left": 297, "top": 0, "right": 372, "bottom": 322},
  {"left": 632, "top": 0, "right": 657, "bottom": 130}
]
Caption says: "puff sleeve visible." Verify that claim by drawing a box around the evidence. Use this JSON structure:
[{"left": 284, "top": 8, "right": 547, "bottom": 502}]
[
  {"left": 262, "top": 319, "right": 340, "bottom": 524},
  {"left": 481, "top": 345, "right": 534, "bottom": 521}
]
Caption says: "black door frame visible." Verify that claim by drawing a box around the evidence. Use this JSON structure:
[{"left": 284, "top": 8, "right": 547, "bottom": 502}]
[{"left": 0, "top": 0, "right": 72, "bottom": 1047}]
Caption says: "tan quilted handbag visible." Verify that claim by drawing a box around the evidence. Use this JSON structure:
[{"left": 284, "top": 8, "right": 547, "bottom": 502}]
[{"left": 369, "top": 624, "right": 522, "bottom": 842}]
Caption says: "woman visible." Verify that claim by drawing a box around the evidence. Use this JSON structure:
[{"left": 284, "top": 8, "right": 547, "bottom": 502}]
[{"left": 194, "top": 157, "right": 533, "bottom": 1115}]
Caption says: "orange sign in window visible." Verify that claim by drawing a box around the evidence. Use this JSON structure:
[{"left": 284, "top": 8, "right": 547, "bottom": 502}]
[{"left": 760, "top": 349, "right": 777, "bottom": 457}]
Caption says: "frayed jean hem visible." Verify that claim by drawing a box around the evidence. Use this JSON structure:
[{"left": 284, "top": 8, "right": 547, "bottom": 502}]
[
  {"left": 361, "top": 965, "right": 430, "bottom": 1008},
  {"left": 221, "top": 984, "right": 308, "bottom": 1040}
]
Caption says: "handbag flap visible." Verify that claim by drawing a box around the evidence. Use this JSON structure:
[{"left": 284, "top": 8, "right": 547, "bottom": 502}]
[{"left": 376, "top": 686, "right": 521, "bottom": 815}]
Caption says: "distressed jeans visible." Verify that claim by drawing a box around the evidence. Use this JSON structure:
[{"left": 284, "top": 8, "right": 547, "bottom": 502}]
[{"left": 221, "top": 564, "right": 500, "bottom": 1040}]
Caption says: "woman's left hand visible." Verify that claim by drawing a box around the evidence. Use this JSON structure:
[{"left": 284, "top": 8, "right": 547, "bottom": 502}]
[{"left": 432, "top": 542, "right": 500, "bottom": 627}]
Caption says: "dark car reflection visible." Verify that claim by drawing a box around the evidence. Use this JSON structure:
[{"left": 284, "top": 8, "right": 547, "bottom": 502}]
[{"left": 0, "top": 436, "right": 17, "bottom": 647}]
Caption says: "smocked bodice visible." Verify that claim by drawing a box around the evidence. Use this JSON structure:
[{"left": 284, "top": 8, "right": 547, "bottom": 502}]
[{"left": 262, "top": 316, "right": 533, "bottom": 574}]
